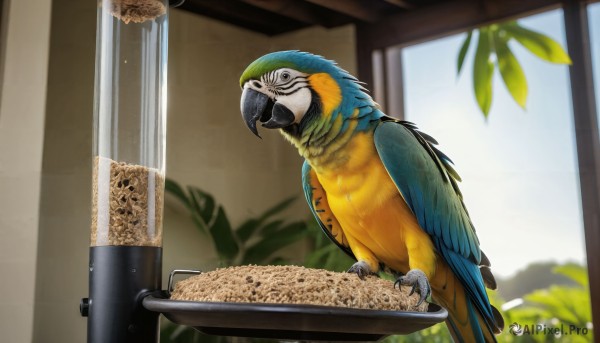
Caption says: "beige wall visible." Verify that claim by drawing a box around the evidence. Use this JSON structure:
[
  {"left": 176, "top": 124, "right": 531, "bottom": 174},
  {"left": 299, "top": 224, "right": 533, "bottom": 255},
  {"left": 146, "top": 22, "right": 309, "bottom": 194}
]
[
  {"left": 164, "top": 10, "right": 357, "bottom": 273},
  {"left": 32, "top": 0, "right": 96, "bottom": 341},
  {"left": 25, "top": 3, "right": 355, "bottom": 342},
  {"left": 0, "top": 0, "right": 52, "bottom": 342}
]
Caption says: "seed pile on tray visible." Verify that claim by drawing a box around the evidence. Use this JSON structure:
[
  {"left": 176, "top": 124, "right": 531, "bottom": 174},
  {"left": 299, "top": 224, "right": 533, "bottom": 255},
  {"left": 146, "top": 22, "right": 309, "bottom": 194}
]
[
  {"left": 91, "top": 156, "right": 164, "bottom": 246},
  {"left": 170, "top": 265, "right": 428, "bottom": 312},
  {"left": 109, "top": 0, "right": 166, "bottom": 24}
]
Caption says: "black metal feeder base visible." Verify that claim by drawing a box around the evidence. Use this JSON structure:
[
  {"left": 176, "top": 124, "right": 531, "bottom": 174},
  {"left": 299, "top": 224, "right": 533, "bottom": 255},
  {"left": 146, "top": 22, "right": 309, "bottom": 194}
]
[
  {"left": 82, "top": 246, "right": 162, "bottom": 343},
  {"left": 143, "top": 294, "right": 448, "bottom": 341}
]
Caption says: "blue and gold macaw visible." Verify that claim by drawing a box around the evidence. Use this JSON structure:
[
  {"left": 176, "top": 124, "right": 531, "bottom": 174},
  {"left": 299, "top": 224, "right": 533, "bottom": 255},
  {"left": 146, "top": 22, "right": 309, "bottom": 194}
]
[{"left": 239, "top": 51, "right": 504, "bottom": 342}]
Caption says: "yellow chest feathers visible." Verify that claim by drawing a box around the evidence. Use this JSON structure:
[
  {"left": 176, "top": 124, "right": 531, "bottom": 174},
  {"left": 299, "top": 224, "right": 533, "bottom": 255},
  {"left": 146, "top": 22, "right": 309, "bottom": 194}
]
[
  {"left": 310, "top": 131, "right": 431, "bottom": 274},
  {"left": 312, "top": 132, "right": 399, "bottom": 217}
]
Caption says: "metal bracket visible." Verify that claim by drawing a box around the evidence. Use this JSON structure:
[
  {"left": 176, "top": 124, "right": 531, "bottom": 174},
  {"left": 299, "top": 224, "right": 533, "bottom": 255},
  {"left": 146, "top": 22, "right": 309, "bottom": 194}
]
[{"left": 167, "top": 269, "right": 202, "bottom": 296}]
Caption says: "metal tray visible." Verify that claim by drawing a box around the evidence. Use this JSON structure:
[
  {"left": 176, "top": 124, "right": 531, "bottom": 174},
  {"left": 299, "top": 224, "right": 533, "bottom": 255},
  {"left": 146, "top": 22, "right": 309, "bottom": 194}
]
[{"left": 143, "top": 294, "right": 447, "bottom": 341}]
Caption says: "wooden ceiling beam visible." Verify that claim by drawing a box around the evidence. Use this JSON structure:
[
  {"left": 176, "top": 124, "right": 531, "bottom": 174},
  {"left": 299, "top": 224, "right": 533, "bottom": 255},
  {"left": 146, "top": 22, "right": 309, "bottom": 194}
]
[
  {"left": 360, "top": 0, "right": 568, "bottom": 49},
  {"left": 180, "top": 0, "right": 309, "bottom": 35},
  {"left": 382, "top": 0, "right": 414, "bottom": 9},
  {"left": 304, "top": 0, "right": 382, "bottom": 22},
  {"left": 239, "top": 0, "right": 322, "bottom": 25},
  {"left": 239, "top": 0, "right": 357, "bottom": 28}
]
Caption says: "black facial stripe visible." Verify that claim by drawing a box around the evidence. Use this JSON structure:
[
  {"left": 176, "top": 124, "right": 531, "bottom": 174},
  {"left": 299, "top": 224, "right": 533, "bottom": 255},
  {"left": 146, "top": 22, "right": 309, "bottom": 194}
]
[
  {"left": 278, "top": 75, "right": 307, "bottom": 87},
  {"left": 264, "top": 71, "right": 275, "bottom": 84},
  {"left": 286, "top": 75, "right": 306, "bottom": 83},
  {"left": 278, "top": 79, "right": 308, "bottom": 91},
  {"left": 262, "top": 71, "right": 308, "bottom": 86},
  {"left": 262, "top": 71, "right": 273, "bottom": 85},
  {"left": 273, "top": 85, "right": 309, "bottom": 97}
]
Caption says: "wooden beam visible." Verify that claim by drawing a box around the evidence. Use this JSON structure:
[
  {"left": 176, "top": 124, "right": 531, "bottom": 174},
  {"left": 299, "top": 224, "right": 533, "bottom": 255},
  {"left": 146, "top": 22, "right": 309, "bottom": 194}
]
[
  {"left": 239, "top": 0, "right": 321, "bottom": 25},
  {"left": 563, "top": 0, "right": 600, "bottom": 336},
  {"left": 180, "top": 0, "right": 308, "bottom": 35},
  {"left": 384, "top": 47, "right": 405, "bottom": 119},
  {"left": 355, "top": 23, "right": 375, "bottom": 92},
  {"left": 238, "top": 0, "right": 355, "bottom": 28},
  {"left": 362, "top": 0, "right": 567, "bottom": 49},
  {"left": 382, "top": 0, "right": 414, "bottom": 9},
  {"left": 305, "top": 0, "right": 382, "bottom": 22},
  {"left": 371, "top": 49, "right": 386, "bottom": 110}
]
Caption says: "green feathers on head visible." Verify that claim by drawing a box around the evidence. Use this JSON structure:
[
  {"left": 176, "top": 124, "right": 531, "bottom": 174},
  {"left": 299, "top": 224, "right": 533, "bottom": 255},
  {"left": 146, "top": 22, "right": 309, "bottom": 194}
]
[
  {"left": 240, "top": 51, "right": 382, "bottom": 136},
  {"left": 240, "top": 51, "right": 344, "bottom": 87}
]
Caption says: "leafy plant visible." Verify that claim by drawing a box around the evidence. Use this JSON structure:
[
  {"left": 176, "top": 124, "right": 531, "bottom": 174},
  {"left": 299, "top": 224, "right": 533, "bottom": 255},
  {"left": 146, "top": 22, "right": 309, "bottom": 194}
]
[
  {"left": 383, "top": 322, "right": 452, "bottom": 343},
  {"left": 303, "top": 220, "right": 355, "bottom": 272},
  {"left": 165, "top": 178, "right": 308, "bottom": 266},
  {"left": 385, "top": 263, "right": 592, "bottom": 343},
  {"left": 496, "top": 261, "right": 578, "bottom": 300},
  {"left": 161, "top": 179, "right": 309, "bottom": 342},
  {"left": 458, "top": 21, "right": 571, "bottom": 117}
]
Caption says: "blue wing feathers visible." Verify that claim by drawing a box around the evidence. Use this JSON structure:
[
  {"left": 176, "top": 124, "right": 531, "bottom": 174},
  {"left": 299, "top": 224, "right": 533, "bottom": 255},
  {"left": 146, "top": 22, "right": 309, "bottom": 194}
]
[
  {"left": 457, "top": 211, "right": 467, "bottom": 256},
  {"left": 413, "top": 185, "right": 426, "bottom": 226},
  {"left": 374, "top": 120, "right": 497, "bottom": 334}
]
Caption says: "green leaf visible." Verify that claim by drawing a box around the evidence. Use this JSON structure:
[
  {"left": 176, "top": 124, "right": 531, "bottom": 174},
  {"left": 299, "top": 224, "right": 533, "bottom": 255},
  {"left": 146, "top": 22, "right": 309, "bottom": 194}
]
[
  {"left": 190, "top": 215, "right": 208, "bottom": 233},
  {"left": 473, "top": 28, "right": 495, "bottom": 116},
  {"left": 165, "top": 180, "right": 208, "bottom": 234},
  {"left": 524, "top": 287, "right": 585, "bottom": 325},
  {"left": 267, "top": 257, "right": 289, "bottom": 265},
  {"left": 503, "top": 23, "right": 572, "bottom": 64},
  {"left": 303, "top": 245, "right": 332, "bottom": 268},
  {"left": 208, "top": 206, "right": 239, "bottom": 261},
  {"left": 164, "top": 178, "right": 191, "bottom": 209},
  {"left": 457, "top": 30, "right": 473, "bottom": 76},
  {"left": 494, "top": 30, "right": 528, "bottom": 108},
  {"left": 235, "top": 218, "right": 260, "bottom": 242},
  {"left": 258, "top": 219, "right": 286, "bottom": 236},
  {"left": 553, "top": 263, "right": 589, "bottom": 288},
  {"left": 243, "top": 222, "right": 307, "bottom": 264},
  {"left": 187, "top": 186, "right": 215, "bottom": 224},
  {"left": 305, "top": 244, "right": 347, "bottom": 270},
  {"left": 235, "top": 196, "right": 297, "bottom": 243},
  {"left": 256, "top": 196, "right": 296, "bottom": 223}
]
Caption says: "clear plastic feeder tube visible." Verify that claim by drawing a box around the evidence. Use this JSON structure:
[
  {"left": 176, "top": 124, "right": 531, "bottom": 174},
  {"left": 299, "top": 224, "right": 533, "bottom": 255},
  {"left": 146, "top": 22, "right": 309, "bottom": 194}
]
[{"left": 91, "top": 0, "right": 168, "bottom": 247}]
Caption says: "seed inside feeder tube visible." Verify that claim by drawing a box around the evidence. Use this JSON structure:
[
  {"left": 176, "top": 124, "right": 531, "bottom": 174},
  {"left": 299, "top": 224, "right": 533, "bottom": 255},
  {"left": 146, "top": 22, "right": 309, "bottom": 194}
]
[
  {"left": 91, "top": 156, "right": 164, "bottom": 246},
  {"left": 109, "top": 0, "right": 167, "bottom": 24}
]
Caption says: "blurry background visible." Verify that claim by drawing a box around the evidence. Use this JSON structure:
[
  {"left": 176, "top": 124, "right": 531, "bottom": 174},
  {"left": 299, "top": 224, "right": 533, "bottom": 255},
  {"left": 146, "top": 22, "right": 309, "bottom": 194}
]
[{"left": 0, "top": 0, "right": 598, "bottom": 342}]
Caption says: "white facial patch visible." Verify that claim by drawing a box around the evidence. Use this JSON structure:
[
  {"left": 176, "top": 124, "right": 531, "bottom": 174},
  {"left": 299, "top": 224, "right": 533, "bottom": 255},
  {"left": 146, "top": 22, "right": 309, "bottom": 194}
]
[
  {"left": 245, "top": 68, "right": 313, "bottom": 124},
  {"left": 274, "top": 86, "right": 312, "bottom": 124}
]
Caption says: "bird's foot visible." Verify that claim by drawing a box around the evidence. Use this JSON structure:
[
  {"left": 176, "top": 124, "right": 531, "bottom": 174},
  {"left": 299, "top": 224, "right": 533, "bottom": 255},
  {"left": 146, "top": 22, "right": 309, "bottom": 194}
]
[
  {"left": 347, "top": 261, "right": 375, "bottom": 280},
  {"left": 394, "top": 269, "right": 431, "bottom": 306}
]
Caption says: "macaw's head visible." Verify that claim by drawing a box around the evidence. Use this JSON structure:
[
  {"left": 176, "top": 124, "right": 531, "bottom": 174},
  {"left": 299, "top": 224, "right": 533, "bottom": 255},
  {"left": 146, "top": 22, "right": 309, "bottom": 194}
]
[{"left": 239, "top": 51, "right": 374, "bottom": 139}]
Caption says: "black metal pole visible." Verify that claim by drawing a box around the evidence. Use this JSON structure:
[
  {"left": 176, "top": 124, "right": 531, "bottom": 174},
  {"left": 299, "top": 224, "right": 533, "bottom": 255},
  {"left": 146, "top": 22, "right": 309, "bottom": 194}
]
[{"left": 81, "top": 247, "right": 162, "bottom": 342}]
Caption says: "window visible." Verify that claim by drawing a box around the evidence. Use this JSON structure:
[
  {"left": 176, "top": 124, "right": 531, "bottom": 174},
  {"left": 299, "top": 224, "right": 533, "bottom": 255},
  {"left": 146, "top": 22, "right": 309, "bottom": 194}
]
[{"left": 401, "top": 10, "right": 586, "bottom": 279}]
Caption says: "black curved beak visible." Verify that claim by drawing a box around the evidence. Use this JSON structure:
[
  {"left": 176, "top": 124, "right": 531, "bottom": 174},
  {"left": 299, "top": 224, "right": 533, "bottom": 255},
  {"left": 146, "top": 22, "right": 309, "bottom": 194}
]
[
  {"left": 241, "top": 87, "right": 296, "bottom": 138},
  {"left": 241, "top": 87, "right": 269, "bottom": 138}
]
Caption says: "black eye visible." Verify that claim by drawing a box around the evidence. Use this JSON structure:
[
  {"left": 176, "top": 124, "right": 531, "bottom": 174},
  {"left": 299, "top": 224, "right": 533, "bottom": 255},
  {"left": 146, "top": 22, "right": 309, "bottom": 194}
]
[{"left": 280, "top": 71, "right": 291, "bottom": 82}]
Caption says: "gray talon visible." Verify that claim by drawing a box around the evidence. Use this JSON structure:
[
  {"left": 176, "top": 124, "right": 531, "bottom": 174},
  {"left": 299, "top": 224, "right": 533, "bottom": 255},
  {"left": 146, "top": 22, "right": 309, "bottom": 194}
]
[
  {"left": 394, "top": 269, "right": 431, "bottom": 306},
  {"left": 347, "top": 261, "right": 372, "bottom": 280}
]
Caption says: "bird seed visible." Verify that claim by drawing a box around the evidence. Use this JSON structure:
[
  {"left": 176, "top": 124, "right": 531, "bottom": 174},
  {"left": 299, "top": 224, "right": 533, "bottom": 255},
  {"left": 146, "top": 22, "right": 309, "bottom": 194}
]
[
  {"left": 91, "top": 156, "right": 164, "bottom": 246},
  {"left": 109, "top": 0, "right": 166, "bottom": 24},
  {"left": 171, "top": 265, "right": 429, "bottom": 312}
]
